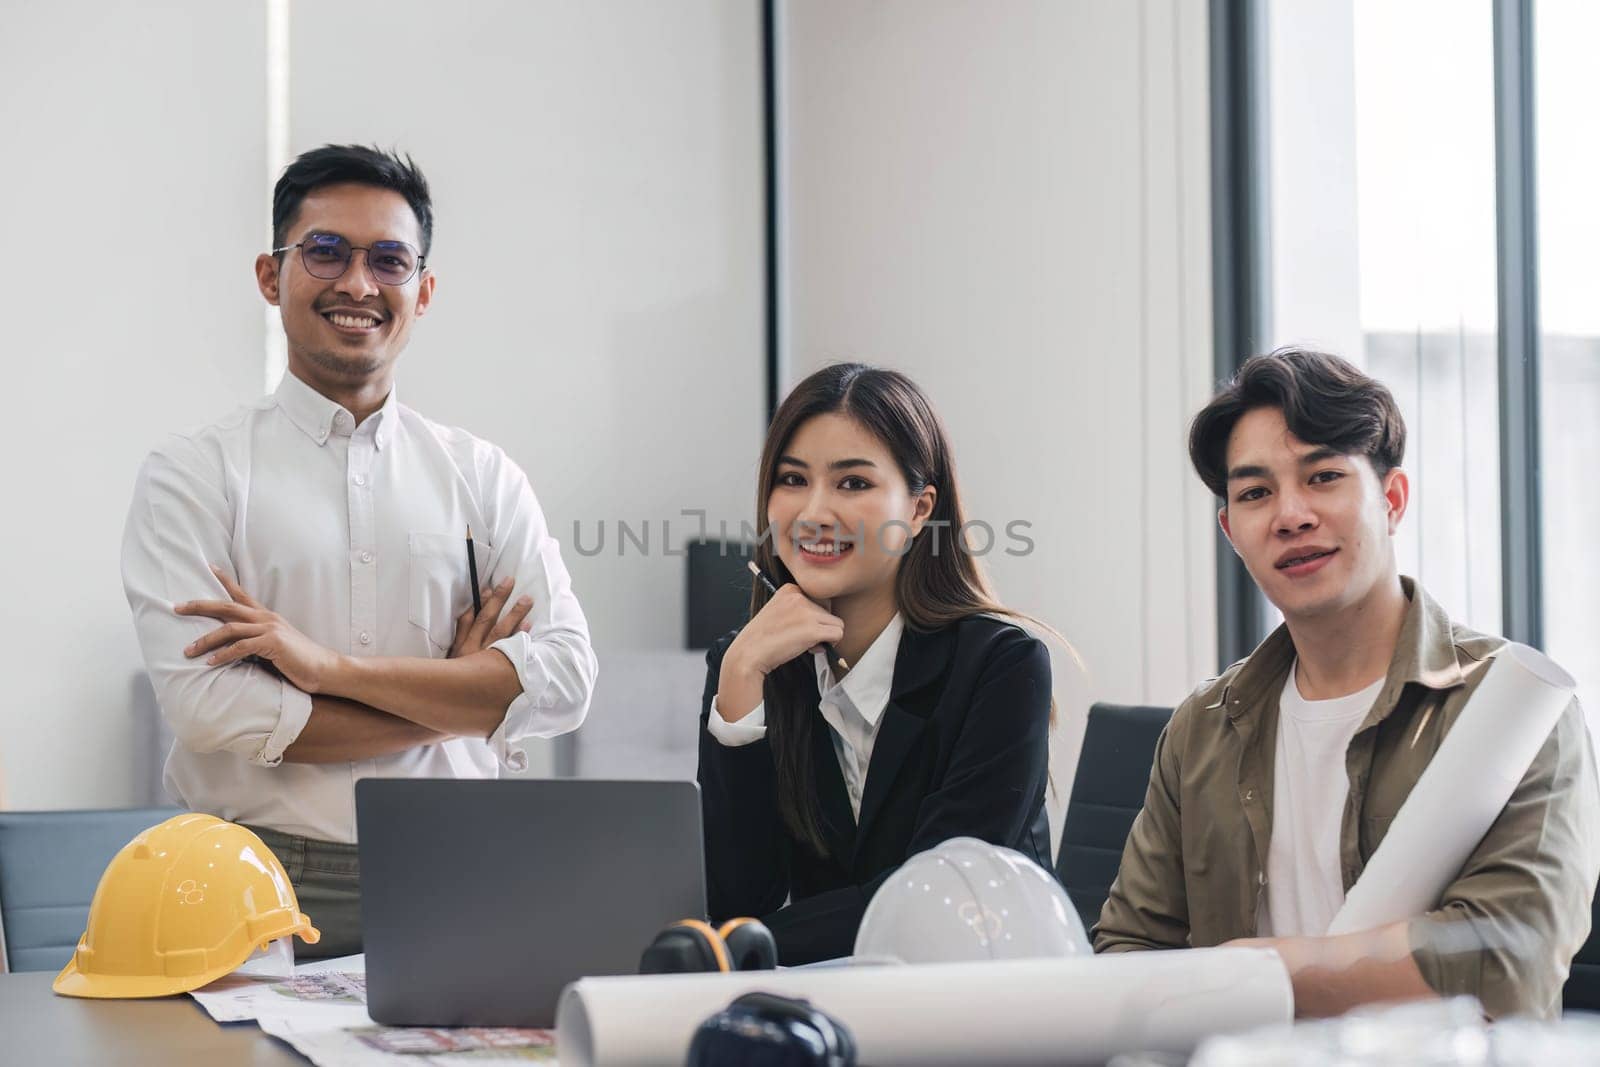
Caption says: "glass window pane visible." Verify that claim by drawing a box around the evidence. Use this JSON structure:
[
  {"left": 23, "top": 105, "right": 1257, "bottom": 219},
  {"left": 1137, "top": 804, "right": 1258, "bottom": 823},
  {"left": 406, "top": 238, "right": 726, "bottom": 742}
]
[
  {"left": 1536, "top": 0, "right": 1600, "bottom": 719},
  {"left": 1263, "top": 0, "right": 1501, "bottom": 635}
]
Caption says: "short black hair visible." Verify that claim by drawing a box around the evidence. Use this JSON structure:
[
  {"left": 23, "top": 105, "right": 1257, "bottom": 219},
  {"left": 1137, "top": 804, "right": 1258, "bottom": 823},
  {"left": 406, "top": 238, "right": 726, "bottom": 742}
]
[
  {"left": 1188, "top": 347, "right": 1407, "bottom": 499},
  {"left": 272, "top": 144, "right": 433, "bottom": 255}
]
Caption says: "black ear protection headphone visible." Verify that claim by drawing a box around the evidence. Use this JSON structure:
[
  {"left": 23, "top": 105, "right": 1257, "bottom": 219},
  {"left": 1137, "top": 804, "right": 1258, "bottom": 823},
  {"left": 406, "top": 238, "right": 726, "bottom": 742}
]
[
  {"left": 639, "top": 917, "right": 778, "bottom": 974},
  {"left": 688, "top": 991, "right": 857, "bottom": 1067}
]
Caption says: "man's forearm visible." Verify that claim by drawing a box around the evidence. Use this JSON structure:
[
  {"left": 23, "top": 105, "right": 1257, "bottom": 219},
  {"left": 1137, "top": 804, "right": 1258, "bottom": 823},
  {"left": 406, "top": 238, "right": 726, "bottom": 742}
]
[
  {"left": 321, "top": 650, "right": 522, "bottom": 739},
  {"left": 1248, "top": 921, "right": 1438, "bottom": 1018},
  {"left": 282, "top": 695, "right": 453, "bottom": 763}
]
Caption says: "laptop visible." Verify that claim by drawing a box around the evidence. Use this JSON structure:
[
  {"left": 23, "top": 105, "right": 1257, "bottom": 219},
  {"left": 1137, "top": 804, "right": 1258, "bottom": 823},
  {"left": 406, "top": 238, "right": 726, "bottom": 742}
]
[{"left": 356, "top": 778, "right": 707, "bottom": 1027}]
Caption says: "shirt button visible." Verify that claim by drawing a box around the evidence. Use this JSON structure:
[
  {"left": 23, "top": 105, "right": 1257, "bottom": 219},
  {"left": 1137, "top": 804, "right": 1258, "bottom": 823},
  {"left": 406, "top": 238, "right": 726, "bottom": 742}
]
[
  {"left": 354, "top": 474, "right": 367, "bottom": 487},
  {"left": 361, "top": 551, "right": 374, "bottom": 564},
  {"left": 359, "top": 631, "right": 371, "bottom": 645}
]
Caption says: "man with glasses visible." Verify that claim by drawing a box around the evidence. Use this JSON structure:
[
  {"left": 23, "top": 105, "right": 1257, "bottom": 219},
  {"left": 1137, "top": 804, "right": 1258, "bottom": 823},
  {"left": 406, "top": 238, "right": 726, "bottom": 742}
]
[{"left": 121, "top": 145, "right": 597, "bottom": 956}]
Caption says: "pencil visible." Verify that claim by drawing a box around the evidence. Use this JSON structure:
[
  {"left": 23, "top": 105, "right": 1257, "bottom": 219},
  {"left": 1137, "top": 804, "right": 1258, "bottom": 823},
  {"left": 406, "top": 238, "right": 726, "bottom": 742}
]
[
  {"left": 467, "top": 525, "right": 483, "bottom": 615},
  {"left": 746, "top": 560, "right": 849, "bottom": 672}
]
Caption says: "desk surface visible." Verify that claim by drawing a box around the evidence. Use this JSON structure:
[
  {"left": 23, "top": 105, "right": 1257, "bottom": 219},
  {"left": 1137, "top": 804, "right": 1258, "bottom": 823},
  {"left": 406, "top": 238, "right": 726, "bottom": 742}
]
[{"left": 0, "top": 970, "right": 306, "bottom": 1067}]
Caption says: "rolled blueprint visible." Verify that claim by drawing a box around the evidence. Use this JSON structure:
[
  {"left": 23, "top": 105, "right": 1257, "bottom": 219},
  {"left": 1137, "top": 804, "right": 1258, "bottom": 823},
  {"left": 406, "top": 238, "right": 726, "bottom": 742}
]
[
  {"left": 556, "top": 947, "right": 1292, "bottom": 1067},
  {"left": 1327, "top": 642, "right": 1575, "bottom": 936}
]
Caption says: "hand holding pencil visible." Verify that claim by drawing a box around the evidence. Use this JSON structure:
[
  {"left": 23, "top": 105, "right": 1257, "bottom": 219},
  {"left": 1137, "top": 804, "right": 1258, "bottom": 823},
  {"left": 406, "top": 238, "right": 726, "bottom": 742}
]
[
  {"left": 714, "top": 566, "right": 849, "bottom": 723},
  {"left": 446, "top": 526, "right": 536, "bottom": 657},
  {"left": 744, "top": 560, "right": 849, "bottom": 672}
]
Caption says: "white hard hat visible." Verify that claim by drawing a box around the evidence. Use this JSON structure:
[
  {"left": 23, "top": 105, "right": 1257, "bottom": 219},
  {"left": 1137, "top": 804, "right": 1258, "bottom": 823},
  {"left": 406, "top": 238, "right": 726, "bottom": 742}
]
[{"left": 854, "top": 837, "right": 1090, "bottom": 964}]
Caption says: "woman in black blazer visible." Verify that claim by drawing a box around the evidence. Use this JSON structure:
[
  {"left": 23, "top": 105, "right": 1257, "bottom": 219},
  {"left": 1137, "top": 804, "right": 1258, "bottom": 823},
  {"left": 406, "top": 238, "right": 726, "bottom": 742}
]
[{"left": 698, "top": 363, "right": 1058, "bottom": 965}]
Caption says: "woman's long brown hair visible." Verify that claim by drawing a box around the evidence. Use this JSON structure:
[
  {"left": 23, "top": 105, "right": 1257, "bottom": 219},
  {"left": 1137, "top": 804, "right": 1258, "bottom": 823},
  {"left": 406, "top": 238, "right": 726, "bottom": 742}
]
[{"left": 749, "top": 363, "right": 1066, "bottom": 856}]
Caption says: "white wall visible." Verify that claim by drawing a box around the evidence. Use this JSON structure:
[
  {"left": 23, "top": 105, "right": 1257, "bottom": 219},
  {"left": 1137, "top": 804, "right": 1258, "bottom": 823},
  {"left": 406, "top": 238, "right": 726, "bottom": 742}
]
[
  {"left": 779, "top": 0, "right": 1217, "bottom": 820},
  {"left": 290, "top": 0, "right": 766, "bottom": 778},
  {"left": 3, "top": 0, "right": 1212, "bottom": 814},
  {"left": 0, "top": 0, "right": 764, "bottom": 807},
  {"left": 288, "top": 0, "right": 765, "bottom": 654},
  {"left": 0, "top": 3, "right": 267, "bottom": 808}
]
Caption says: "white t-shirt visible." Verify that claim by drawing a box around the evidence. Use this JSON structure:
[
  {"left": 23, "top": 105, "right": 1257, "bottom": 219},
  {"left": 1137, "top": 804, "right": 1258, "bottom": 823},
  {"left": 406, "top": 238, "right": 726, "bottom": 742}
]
[{"left": 1256, "top": 664, "right": 1385, "bottom": 937}]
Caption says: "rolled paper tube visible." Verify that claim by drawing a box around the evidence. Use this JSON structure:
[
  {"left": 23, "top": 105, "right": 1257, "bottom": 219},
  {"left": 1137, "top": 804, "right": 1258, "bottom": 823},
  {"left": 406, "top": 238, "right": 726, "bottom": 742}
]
[
  {"left": 1327, "top": 642, "right": 1576, "bottom": 936},
  {"left": 555, "top": 947, "right": 1293, "bottom": 1067}
]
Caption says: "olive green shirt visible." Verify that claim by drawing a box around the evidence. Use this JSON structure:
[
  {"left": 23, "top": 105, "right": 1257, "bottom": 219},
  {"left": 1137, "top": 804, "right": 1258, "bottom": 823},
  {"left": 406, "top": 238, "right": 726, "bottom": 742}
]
[{"left": 1093, "top": 579, "right": 1600, "bottom": 1019}]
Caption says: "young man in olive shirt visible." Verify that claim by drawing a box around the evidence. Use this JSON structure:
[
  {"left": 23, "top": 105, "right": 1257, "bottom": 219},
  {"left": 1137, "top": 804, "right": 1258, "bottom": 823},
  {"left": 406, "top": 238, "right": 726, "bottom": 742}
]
[{"left": 1095, "top": 348, "right": 1599, "bottom": 1019}]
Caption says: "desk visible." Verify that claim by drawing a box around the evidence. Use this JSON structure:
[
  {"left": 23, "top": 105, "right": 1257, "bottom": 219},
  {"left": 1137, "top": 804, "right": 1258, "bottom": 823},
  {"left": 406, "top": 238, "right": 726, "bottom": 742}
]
[{"left": 0, "top": 970, "right": 306, "bottom": 1066}]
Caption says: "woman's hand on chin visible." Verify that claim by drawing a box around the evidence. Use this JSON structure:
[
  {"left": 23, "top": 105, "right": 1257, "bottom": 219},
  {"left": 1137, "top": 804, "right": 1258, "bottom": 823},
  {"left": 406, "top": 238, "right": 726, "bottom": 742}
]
[{"left": 716, "top": 585, "right": 844, "bottom": 721}]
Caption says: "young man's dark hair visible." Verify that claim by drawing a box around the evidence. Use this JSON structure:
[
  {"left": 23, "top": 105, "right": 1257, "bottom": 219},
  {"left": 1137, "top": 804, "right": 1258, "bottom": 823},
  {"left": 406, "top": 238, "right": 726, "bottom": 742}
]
[
  {"left": 1187, "top": 347, "right": 1407, "bottom": 498},
  {"left": 271, "top": 144, "right": 434, "bottom": 254}
]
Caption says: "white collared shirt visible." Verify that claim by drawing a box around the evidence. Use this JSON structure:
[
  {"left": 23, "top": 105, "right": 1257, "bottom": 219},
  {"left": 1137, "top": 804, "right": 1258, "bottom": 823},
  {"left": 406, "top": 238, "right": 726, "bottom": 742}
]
[
  {"left": 708, "top": 614, "right": 905, "bottom": 821},
  {"left": 122, "top": 371, "right": 597, "bottom": 843}
]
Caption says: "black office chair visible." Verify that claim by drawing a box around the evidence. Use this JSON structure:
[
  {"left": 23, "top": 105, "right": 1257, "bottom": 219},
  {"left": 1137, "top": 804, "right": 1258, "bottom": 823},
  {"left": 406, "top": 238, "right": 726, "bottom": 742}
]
[
  {"left": 1056, "top": 703, "right": 1173, "bottom": 934},
  {"left": 0, "top": 807, "right": 181, "bottom": 972},
  {"left": 1563, "top": 877, "right": 1600, "bottom": 1012},
  {"left": 686, "top": 539, "right": 755, "bottom": 650}
]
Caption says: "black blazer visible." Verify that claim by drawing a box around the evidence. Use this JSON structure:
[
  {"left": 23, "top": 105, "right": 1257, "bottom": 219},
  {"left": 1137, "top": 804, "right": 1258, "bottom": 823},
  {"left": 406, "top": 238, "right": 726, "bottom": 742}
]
[{"left": 697, "top": 614, "right": 1053, "bottom": 965}]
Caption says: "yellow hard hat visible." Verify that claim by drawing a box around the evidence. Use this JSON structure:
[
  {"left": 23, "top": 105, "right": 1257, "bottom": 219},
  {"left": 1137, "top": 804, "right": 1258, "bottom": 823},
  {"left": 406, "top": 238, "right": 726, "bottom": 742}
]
[{"left": 52, "top": 813, "right": 320, "bottom": 998}]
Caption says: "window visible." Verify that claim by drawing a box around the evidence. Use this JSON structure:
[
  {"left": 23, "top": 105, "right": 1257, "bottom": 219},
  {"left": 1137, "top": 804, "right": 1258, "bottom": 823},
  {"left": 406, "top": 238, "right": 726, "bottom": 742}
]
[
  {"left": 1218, "top": 0, "right": 1595, "bottom": 718},
  {"left": 1535, "top": 0, "right": 1600, "bottom": 717},
  {"left": 1260, "top": 0, "right": 1502, "bottom": 636}
]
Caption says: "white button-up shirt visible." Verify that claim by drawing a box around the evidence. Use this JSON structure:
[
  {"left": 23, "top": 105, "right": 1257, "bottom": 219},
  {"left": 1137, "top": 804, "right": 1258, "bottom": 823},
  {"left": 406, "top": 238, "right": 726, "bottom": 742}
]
[
  {"left": 122, "top": 371, "right": 597, "bottom": 843},
  {"left": 708, "top": 614, "right": 904, "bottom": 820}
]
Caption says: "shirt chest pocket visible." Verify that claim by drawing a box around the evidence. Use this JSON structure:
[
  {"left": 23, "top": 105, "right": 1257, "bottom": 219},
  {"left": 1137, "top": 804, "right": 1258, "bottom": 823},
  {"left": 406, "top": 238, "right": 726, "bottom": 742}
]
[{"left": 408, "top": 532, "right": 494, "bottom": 654}]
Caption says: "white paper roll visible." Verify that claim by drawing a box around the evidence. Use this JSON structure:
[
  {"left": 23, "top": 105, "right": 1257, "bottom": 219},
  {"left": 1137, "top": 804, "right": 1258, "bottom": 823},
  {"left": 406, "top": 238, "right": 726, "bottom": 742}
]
[
  {"left": 1327, "top": 642, "right": 1575, "bottom": 936},
  {"left": 556, "top": 947, "right": 1292, "bottom": 1067}
]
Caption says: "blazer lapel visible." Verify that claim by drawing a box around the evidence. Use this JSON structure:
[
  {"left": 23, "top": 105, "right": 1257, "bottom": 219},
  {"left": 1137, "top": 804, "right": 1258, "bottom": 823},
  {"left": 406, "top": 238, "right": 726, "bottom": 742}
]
[{"left": 852, "top": 625, "right": 951, "bottom": 851}]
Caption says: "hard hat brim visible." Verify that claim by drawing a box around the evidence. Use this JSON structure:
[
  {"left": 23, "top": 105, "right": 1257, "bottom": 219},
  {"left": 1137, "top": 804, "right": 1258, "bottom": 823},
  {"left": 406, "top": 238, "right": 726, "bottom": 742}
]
[
  {"left": 51, "top": 917, "right": 321, "bottom": 1000},
  {"left": 52, "top": 957, "right": 206, "bottom": 999}
]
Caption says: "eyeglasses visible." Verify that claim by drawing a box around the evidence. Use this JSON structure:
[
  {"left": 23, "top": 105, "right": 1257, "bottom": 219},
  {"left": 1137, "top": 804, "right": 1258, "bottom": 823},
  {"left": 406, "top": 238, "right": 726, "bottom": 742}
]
[{"left": 270, "top": 232, "right": 426, "bottom": 286}]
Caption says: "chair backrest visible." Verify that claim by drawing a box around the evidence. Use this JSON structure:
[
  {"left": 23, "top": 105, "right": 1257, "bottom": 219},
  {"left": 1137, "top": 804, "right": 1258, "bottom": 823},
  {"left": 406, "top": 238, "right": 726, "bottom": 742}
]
[
  {"left": 0, "top": 807, "right": 181, "bottom": 973},
  {"left": 1056, "top": 703, "right": 1173, "bottom": 934},
  {"left": 686, "top": 539, "right": 755, "bottom": 651},
  {"left": 1563, "top": 876, "right": 1600, "bottom": 1012}
]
